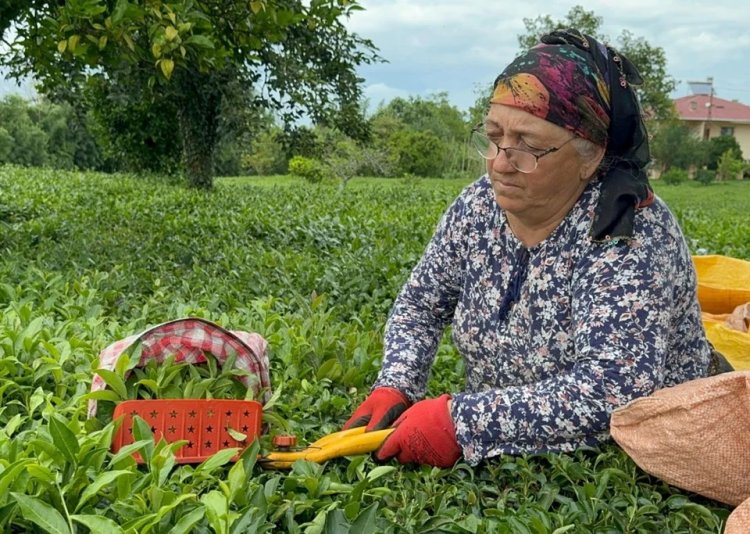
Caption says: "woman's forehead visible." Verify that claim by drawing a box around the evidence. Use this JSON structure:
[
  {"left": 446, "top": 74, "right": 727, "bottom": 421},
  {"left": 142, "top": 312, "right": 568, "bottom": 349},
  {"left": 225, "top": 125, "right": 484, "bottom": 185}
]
[{"left": 485, "top": 104, "right": 568, "bottom": 138}]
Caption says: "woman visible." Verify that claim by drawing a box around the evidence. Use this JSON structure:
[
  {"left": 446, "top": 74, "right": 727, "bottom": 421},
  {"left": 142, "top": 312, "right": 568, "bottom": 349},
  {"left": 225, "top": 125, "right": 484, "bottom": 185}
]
[{"left": 343, "top": 29, "right": 712, "bottom": 468}]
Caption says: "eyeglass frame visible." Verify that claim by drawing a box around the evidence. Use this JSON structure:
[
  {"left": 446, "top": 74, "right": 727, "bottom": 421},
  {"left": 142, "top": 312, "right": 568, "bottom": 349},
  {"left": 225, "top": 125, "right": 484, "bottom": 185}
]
[{"left": 470, "top": 124, "right": 577, "bottom": 174}]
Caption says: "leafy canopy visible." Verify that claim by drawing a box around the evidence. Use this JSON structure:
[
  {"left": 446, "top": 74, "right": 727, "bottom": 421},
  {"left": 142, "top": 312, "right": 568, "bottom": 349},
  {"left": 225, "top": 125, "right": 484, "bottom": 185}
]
[
  {"left": 517, "top": 5, "right": 677, "bottom": 120},
  {"left": 2, "top": 0, "right": 378, "bottom": 187}
]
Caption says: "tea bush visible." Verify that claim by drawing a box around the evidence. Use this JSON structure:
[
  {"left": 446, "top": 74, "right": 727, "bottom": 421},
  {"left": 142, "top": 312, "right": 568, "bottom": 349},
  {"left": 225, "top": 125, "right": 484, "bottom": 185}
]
[
  {"left": 0, "top": 165, "right": 744, "bottom": 532},
  {"left": 660, "top": 168, "right": 689, "bottom": 185},
  {"left": 288, "top": 156, "right": 326, "bottom": 184}
]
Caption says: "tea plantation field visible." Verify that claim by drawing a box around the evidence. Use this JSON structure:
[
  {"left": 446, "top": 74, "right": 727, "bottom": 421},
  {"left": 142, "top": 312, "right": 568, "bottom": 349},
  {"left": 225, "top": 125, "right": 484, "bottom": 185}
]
[{"left": 1, "top": 165, "right": 748, "bottom": 533}]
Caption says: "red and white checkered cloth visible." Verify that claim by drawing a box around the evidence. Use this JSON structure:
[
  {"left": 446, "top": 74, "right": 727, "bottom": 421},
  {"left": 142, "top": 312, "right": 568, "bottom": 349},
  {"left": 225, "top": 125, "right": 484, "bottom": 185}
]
[{"left": 88, "top": 317, "right": 270, "bottom": 418}]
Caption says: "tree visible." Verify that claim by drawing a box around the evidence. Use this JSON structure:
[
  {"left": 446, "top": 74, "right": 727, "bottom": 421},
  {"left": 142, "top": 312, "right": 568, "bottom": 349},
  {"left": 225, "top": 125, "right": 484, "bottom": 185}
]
[
  {"left": 241, "top": 128, "right": 287, "bottom": 176},
  {"left": 0, "top": 0, "right": 26, "bottom": 39},
  {"left": 369, "top": 94, "right": 471, "bottom": 177},
  {"left": 0, "top": 95, "right": 49, "bottom": 167},
  {"left": 650, "top": 120, "right": 706, "bottom": 172},
  {"left": 716, "top": 149, "right": 746, "bottom": 181},
  {"left": 706, "top": 135, "right": 743, "bottom": 170},
  {"left": 2, "top": 0, "right": 378, "bottom": 188},
  {"left": 518, "top": 5, "right": 676, "bottom": 120}
]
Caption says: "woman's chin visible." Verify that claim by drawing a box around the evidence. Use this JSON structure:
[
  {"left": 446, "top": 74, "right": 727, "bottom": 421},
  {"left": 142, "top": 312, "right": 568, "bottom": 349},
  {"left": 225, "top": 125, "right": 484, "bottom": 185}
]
[{"left": 492, "top": 183, "right": 524, "bottom": 207}]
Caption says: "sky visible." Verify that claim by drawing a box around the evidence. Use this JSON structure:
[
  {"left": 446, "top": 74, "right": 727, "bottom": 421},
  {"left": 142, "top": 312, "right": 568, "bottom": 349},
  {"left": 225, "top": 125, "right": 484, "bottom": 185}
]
[
  {"left": 2, "top": 0, "right": 749, "bottom": 114},
  {"left": 345, "top": 0, "right": 750, "bottom": 112}
]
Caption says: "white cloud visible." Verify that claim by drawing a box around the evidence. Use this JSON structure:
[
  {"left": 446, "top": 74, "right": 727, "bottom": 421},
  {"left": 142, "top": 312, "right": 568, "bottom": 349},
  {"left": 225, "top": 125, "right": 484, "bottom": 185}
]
[
  {"left": 363, "top": 82, "right": 410, "bottom": 109},
  {"left": 345, "top": 0, "right": 750, "bottom": 110}
]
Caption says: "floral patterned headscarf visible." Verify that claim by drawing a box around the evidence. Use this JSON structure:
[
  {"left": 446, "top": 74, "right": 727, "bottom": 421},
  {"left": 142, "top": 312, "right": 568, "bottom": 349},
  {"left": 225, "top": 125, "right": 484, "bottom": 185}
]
[{"left": 490, "top": 29, "right": 653, "bottom": 242}]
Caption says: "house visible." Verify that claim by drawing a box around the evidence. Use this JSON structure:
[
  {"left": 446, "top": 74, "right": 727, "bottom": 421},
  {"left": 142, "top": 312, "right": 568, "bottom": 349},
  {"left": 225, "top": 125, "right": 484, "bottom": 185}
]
[{"left": 673, "top": 93, "right": 750, "bottom": 162}]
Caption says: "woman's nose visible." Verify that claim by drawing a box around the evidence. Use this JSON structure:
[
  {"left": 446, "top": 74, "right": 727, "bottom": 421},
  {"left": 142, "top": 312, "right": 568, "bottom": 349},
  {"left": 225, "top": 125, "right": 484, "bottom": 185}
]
[{"left": 490, "top": 148, "right": 515, "bottom": 173}]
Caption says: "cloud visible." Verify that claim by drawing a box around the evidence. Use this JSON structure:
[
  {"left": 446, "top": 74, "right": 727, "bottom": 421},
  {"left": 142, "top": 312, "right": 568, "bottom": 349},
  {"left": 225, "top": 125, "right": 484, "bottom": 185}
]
[
  {"left": 346, "top": 0, "right": 750, "bottom": 110},
  {"left": 362, "top": 82, "right": 410, "bottom": 109}
]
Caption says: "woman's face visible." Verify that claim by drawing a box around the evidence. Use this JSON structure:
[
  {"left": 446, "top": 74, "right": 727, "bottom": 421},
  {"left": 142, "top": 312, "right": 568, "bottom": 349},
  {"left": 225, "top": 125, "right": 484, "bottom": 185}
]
[{"left": 484, "top": 104, "right": 604, "bottom": 225}]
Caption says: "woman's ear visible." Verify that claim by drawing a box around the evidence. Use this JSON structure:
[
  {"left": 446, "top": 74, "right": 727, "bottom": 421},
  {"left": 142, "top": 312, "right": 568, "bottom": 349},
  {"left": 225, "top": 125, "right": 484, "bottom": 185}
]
[{"left": 580, "top": 145, "right": 605, "bottom": 181}]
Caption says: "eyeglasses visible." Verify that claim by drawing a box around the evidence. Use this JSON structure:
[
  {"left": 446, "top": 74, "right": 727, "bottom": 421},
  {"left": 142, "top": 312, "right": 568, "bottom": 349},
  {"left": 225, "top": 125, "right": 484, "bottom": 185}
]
[{"left": 470, "top": 125, "right": 576, "bottom": 174}]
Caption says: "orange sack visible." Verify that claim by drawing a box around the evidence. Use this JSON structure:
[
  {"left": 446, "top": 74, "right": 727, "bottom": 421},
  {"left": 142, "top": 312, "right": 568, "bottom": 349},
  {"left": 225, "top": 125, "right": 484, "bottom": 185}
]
[{"left": 610, "top": 372, "right": 750, "bottom": 507}]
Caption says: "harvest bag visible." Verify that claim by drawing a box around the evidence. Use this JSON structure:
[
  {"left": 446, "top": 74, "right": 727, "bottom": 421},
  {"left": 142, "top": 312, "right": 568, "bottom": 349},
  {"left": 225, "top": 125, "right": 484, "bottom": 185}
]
[
  {"left": 610, "top": 372, "right": 750, "bottom": 506},
  {"left": 88, "top": 318, "right": 271, "bottom": 463}
]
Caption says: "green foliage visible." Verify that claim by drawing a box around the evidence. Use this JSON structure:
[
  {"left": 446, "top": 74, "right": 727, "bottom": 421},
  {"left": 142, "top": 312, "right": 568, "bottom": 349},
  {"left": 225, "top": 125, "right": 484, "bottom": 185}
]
[
  {"left": 659, "top": 168, "right": 688, "bottom": 185},
  {"left": 517, "top": 5, "right": 676, "bottom": 120},
  {"left": 0, "top": 95, "right": 103, "bottom": 170},
  {"left": 387, "top": 129, "right": 448, "bottom": 177},
  {"left": 2, "top": 0, "right": 378, "bottom": 188},
  {"left": 1, "top": 166, "right": 745, "bottom": 531},
  {"left": 717, "top": 149, "right": 746, "bottom": 181},
  {"left": 324, "top": 137, "right": 392, "bottom": 187},
  {"left": 651, "top": 120, "right": 707, "bottom": 172},
  {"left": 370, "top": 94, "right": 472, "bottom": 177},
  {"left": 241, "top": 129, "right": 287, "bottom": 176},
  {"left": 84, "top": 78, "right": 183, "bottom": 175},
  {"left": 694, "top": 169, "right": 715, "bottom": 186},
  {"left": 0, "top": 95, "right": 49, "bottom": 167},
  {"left": 288, "top": 156, "right": 326, "bottom": 184},
  {"left": 707, "top": 135, "right": 743, "bottom": 170},
  {"left": 0, "top": 126, "right": 13, "bottom": 162}
]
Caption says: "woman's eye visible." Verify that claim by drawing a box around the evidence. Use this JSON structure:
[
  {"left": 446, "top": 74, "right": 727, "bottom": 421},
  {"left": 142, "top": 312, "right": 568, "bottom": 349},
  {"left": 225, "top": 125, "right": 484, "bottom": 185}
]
[{"left": 520, "top": 139, "right": 543, "bottom": 151}]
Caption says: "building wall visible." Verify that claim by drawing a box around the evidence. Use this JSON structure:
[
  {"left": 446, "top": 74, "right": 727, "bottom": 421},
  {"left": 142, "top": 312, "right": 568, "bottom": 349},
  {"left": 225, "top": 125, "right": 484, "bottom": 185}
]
[{"left": 684, "top": 120, "right": 750, "bottom": 161}]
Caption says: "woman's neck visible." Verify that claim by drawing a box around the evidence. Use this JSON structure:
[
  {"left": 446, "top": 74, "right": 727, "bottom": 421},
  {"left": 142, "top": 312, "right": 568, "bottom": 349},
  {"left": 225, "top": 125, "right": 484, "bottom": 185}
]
[
  {"left": 505, "top": 214, "right": 561, "bottom": 248},
  {"left": 504, "top": 193, "right": 583, "bottom": 248}
]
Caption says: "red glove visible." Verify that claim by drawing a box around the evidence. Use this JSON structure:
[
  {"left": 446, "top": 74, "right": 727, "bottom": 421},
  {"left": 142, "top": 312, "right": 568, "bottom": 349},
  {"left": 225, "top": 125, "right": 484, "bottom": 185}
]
[
  {"left": 343, "top": 387, "right": 411, "bottom": 431},
  {"left": 375, "top": 394, "right": 461, "bottom": 468}
]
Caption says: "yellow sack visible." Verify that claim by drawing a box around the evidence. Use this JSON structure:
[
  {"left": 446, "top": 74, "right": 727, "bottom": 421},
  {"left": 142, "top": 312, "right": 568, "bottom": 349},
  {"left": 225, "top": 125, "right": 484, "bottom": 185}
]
[
  {"left": 693, "top": 255, "right": 750, "bottom": 314},
  {"left": 702, "top": 317, "right": 750, "bottom": 371}
]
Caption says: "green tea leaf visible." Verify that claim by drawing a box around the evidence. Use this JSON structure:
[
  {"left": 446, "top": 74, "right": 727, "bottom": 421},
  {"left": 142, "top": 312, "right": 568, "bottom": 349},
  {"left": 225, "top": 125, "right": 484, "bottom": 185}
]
[
  {"left": 0, "top": 460, "right": 32, "bottom": 500},
  {"left": 26, "top": 463, "right": 57, "bottom": 484},
  {"left": 131, "top": 416, "right": 154, "bottom": 463},
  {"left": 350, "top": 502, "right": 379, "bottom": 534},
  {"left": 12, "top": 493, "right": 71, "bottom": 534},
  {"left": 95, "top": 368, "right": 128, "bottom": 399},
  {"left": 201, "top": 490, "right": 229, "bottom": 534},
  {"left": 365, "top": 465, "right": 396, "bottom": 483},
  {"left": 49, "top": 416, "right": 80, "bottom": 465},
  {"left": 76, "top": 470, "right": 133, "bottom": 511},
  {"left": 166, "top": 506, "right": 205, "bottom": 534},
  {"left": 195, "top": 448, "right": 240, "bottom": 474},
  {"left": 109, "top": 439, "right": 152, "bottom": 466},
  {"left": 323, "top": 508, "right": 350, "bottom": 534},
  {"left": 226, "top": 427, "right": 247, "bottom": 442},
  {"left": 80, "top": 390, "right": 122, "bottom": 403},
  {"left": 72, "top": 514, "right": 125, "bottom": 533}
]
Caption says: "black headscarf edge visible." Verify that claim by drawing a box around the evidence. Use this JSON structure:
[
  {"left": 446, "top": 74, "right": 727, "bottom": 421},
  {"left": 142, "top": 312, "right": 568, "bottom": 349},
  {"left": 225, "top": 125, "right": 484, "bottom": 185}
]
[{"left": 541, "top": 29, "right": 654, "bottom": 242}]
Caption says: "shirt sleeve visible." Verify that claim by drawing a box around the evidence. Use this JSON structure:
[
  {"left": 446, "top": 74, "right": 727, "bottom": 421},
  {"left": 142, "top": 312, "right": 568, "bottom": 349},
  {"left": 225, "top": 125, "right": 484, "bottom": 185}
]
[
  {"left": 373, "top": 192, "right": 469, "bottom": 402},
  {"left": 451, "top": 233, "right": 698, "bottom": 464}
]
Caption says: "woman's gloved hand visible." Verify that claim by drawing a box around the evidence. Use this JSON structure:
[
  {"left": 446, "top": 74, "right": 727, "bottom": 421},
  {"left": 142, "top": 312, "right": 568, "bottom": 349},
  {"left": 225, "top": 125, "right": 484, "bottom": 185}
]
[
  {"left": 343, "top": 387, "right": 411, "bottom": 431},
  {"left": 375, "top": 394, "right": 461, "bottom": 468}
]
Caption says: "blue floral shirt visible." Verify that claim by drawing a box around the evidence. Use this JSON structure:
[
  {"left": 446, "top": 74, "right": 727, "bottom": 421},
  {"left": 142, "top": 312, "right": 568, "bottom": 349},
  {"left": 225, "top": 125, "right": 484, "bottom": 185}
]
[{"left": 374, "top": 176, "right": 710, "bottom": 465}]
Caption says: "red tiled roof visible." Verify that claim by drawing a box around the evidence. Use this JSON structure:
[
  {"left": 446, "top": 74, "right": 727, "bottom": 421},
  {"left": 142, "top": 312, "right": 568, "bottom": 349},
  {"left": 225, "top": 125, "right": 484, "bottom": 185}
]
[{"left": 674, "top": 94, "right": 750, "bottom": 123}]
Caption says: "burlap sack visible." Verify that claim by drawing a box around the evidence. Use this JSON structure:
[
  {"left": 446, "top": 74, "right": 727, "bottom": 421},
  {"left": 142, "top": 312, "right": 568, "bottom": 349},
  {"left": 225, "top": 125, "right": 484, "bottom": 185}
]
[
  {"left": 610, "top": 371, "right": 750, "bottom": 506},
  {"left": 726, "top": 496, "right": 750, "bottom": 534}
]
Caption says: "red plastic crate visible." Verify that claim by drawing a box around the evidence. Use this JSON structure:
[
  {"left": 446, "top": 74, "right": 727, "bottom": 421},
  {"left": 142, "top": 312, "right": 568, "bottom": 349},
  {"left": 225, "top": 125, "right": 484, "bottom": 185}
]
[{"left": 112, "top": 399, "right": 263, "bottom": 463}]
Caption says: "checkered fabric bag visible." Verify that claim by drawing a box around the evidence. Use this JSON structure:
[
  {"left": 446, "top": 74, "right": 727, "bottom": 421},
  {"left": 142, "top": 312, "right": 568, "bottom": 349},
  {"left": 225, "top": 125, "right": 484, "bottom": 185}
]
[{"left": 88, "top": 317, "right": 270, "bottom": 418}]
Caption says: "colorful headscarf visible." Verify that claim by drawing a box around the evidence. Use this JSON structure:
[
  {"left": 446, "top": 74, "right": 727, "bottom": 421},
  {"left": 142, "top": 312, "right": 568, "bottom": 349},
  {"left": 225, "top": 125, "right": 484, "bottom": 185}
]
[{"left": 490, "top": 29, "right": 653, "bottom": 242}]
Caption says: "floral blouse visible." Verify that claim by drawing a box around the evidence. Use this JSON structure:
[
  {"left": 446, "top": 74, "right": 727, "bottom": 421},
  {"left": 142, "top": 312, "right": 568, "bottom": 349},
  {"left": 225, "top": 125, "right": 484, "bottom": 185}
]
[{"left": 374, "top": 175, "right": 710, "bottom": 465}]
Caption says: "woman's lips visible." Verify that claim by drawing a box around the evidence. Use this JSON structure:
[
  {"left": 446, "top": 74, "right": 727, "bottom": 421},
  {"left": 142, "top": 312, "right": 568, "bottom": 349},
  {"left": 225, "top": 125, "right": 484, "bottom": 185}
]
[{"left": 492, "top": 177, "right": 522, "bottom": 189}]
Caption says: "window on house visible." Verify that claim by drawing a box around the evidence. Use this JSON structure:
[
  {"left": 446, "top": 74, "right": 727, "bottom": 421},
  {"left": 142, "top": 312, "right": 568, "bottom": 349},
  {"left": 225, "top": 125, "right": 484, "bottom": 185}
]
[{"left": 720, "top": 127, "right": 735, "bottom": 136}]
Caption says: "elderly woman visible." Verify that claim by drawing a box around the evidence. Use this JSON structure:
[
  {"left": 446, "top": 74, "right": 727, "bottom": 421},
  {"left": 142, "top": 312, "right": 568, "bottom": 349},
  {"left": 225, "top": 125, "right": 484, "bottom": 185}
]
[{"left": 343, "top": 29, "right": 712, "bottom": 467}]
